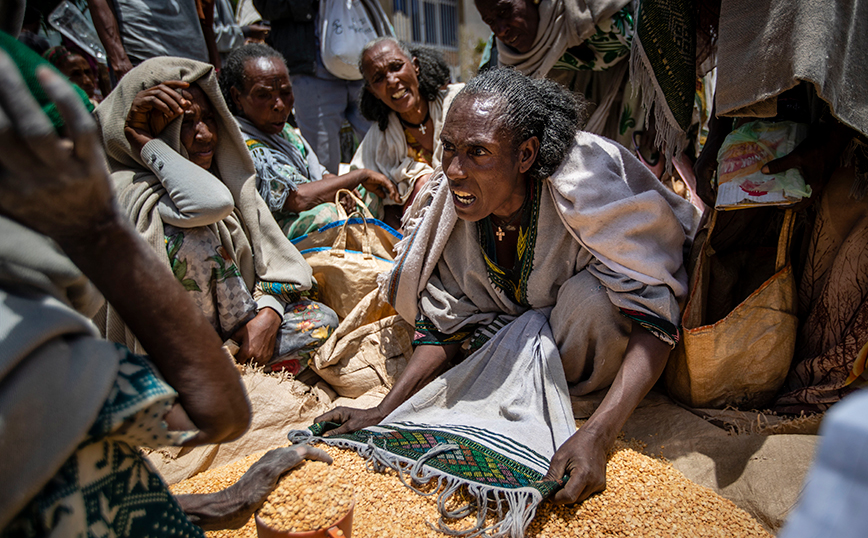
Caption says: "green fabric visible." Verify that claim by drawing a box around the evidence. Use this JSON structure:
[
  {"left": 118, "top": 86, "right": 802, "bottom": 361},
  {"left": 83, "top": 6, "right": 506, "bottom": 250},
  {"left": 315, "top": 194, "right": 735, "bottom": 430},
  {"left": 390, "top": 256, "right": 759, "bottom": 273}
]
[
  {"left": 633, "top": 0, "right": 695, "bottom": 132},
  {"left": 0, "top": 31, "right": 94, "bottom": 132}
]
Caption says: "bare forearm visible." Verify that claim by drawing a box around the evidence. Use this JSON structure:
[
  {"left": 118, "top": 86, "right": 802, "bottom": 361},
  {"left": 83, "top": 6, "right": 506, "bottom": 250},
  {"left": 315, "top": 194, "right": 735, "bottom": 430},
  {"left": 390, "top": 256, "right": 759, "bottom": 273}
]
[
  {"left": 375, "top": 343, "right": 460, "bottom": 416},
  {"left": 86, "top": 0, "right": 130, "bottom": 73},
  {"left": 59, "top": 211, "right": 250, "bottom": 445},
  {"left": 579, "top": 322, "right": 671, "bottom": 447},
  {"left": 283, "top": 172, "right": 365, "bottom": 213}
]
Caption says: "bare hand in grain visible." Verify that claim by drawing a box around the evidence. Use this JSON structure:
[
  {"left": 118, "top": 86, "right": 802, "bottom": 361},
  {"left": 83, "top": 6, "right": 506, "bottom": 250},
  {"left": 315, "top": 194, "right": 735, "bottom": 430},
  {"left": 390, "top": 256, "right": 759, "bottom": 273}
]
[{"left": 175, "top": 445, "right": 332, "bottom": 530}]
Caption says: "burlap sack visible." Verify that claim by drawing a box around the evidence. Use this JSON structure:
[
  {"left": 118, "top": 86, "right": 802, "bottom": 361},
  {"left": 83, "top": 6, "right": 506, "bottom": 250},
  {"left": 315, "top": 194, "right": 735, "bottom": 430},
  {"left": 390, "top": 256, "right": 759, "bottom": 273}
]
[
  {"left": 293, "top": 190, "right": 401, "bottom": 319},
  {"left": 145, "top": 367, "right": 387, "bottom": 485},
  {"left": 310, "top": 289, "right": 413, "bottom": 398},
  {"left": 666, "top": 209, "right": 798, "bottom": 408}
]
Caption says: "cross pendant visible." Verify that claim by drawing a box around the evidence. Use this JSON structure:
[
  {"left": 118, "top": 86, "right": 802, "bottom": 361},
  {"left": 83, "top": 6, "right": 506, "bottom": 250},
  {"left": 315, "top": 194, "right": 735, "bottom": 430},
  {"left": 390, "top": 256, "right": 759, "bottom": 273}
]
[
  {"left": 495, "top": 226, "right": 505, "bottom": 241},
  {"left": 419, "top": 124, "right": 427, "bottom": 135}
]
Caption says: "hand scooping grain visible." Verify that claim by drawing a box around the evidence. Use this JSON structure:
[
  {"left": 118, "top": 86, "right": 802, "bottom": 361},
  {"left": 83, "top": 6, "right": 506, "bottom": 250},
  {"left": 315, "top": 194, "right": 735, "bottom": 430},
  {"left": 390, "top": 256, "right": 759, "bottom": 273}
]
[{"left": 175, "top": 445, "right": 333, "bottom": 530}]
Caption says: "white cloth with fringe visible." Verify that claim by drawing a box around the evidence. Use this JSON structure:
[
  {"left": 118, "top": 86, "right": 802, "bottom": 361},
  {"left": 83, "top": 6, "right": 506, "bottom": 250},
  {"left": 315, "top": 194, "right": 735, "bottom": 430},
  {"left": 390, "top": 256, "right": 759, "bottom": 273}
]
[{"left": 291, "top": 308, "right": 575, "bottom": 538}]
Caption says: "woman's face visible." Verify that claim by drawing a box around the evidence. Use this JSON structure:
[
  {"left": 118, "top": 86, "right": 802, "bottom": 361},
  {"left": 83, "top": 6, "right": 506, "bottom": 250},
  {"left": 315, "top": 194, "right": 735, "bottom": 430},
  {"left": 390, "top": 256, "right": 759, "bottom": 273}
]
[
  {"left": 180, "top": 85, "right": 218, "bottom": 170},
  {"left": 60, "top": 53, "right": 96, "bottom": 98},
  {"left": 230, "top": 57, "right": 294, "bottom": 135},
  {"left": 439, "top": 94, "right": 538, "bottom": 222},
  {"left": 474, "top": 0, "right": 540, "bottom": 54},
  {"left": 361, "top": 41, "right": 422, "bottom": 115}
]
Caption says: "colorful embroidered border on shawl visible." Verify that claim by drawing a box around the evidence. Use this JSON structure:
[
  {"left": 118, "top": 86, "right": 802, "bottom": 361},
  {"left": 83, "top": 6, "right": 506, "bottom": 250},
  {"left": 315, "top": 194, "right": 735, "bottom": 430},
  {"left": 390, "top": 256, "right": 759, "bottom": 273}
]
[
  {"left": 552, "top": 6, "right": 634, "bottom": 72},
  {"left": 413, "top": 315, "right": 474, "bottom": 346},
  {"left": 477, "top": 179, "right": 541, "bottom": 307},
  {"left": 258, "top": 280, "right": 317, "bottom": 303},
  {"left": 294, "top": 421, "right": 563, "bottom": 537},
  {"left": 469, "top": 314, "right": 515, "bottom": 353},
  {"left": 629, "top": 0, "right": 696, "bottom": 168},
  {"left": 620, "top": 308, "right": 679, "bottom": 347},
  {"left": 404, "top": 129, "right": 435, "bottom": 166}
]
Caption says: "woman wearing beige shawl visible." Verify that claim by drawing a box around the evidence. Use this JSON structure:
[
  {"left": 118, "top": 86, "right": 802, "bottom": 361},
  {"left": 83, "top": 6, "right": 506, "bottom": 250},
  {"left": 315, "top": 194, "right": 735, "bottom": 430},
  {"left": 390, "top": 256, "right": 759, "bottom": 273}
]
[
  {"left": 320, "top": 69, "right": 700, "bottom": 505},
  {"left": 350, "top": 38, "right": 463, "bottom": 227},
  {"left": 94, "top": 56, "right": 337, "bottom": 374}
]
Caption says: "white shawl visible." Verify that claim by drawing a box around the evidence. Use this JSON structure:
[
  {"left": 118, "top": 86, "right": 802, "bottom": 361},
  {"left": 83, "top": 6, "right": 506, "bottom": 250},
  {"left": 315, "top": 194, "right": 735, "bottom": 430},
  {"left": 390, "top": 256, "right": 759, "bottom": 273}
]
[
  {"left": 350, "top": 84, "right": 464, "bottom": 205},
  {"left": 496, "top": 0, "right": 630, "bottom": 79}
]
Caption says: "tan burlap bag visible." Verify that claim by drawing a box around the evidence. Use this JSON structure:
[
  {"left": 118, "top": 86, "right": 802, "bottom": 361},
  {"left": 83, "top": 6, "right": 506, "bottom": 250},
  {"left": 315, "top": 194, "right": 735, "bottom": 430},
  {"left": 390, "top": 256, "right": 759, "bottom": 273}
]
[
  {"left": 310, "top": 289, "right": 413, "bottom": 398},
  {"left": 666, "top": 209, "right": 797, "bottom": 409}
]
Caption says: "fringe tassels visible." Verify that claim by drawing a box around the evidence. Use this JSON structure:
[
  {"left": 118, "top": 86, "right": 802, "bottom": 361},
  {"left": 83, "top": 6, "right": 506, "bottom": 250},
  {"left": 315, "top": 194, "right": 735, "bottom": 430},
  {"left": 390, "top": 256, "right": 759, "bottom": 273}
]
[
  {"left": 288, "top": 430, "right": 542, "bottom": 538},
  {"left": 629, "top": 33, "right": 689, "bottom": 178}
]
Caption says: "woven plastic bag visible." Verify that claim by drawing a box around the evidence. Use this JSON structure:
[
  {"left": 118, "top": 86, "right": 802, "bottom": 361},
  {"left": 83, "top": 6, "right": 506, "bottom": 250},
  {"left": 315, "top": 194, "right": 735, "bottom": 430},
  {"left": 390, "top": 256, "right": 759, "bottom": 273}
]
[{"left": 665, "top": 209, "right": 798, "bottom": 409}]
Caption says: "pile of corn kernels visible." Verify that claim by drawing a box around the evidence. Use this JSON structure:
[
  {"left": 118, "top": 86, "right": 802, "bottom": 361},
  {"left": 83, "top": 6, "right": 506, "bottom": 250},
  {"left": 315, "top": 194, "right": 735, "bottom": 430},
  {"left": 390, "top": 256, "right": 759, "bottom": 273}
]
[{"left": 170, "top": 440, "right": 772, "bottom": 538}]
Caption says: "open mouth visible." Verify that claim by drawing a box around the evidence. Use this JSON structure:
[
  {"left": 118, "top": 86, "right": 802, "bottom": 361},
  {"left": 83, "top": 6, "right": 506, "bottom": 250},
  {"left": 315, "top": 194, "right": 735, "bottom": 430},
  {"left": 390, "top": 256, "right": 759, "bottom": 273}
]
[
  {"left": 391, "top": 88, "right": 408, "bottom": 100},
  {"left": 451, "top": 189, "right": 477, "bottom": 207}
]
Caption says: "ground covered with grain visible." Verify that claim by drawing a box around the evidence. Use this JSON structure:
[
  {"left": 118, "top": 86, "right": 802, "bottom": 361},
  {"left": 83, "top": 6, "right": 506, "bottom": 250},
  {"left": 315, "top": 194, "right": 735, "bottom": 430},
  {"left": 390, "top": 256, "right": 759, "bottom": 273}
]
[{"left": 170, "top": 439, "right": 771, "bottom": 538}]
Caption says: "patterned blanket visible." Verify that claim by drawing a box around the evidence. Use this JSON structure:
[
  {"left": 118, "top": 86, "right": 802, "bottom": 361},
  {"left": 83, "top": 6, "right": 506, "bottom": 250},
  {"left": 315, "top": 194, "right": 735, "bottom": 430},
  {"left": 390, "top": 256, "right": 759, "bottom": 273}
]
[{"left": 290, "top": 310, "right": 576, "bottom": 537}]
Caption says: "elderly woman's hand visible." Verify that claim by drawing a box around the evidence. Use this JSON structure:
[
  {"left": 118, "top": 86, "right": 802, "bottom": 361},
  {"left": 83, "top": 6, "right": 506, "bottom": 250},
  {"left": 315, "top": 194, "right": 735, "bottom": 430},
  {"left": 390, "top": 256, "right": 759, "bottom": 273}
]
[
  {"left": 231, "top": 307, "right": 283, "bottom": 367},
  {"left": 124, "top": 80, "right": 190, "bottom": 156},
  {"left": 0, "top": 52, "right": 115, "bottom": 243},
  {"left": 361, "top": 170, "right": 401, "bottom": 203},
  {"left": 176, "top": 444, "right": 333, "bottom": 530}
]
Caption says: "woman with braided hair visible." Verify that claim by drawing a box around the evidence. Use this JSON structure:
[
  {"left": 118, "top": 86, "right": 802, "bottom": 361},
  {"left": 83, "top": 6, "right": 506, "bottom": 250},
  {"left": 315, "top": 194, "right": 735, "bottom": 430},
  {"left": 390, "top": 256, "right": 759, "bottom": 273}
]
[{"left": 318, "top": 68, "right": 700, "bottom": 504}]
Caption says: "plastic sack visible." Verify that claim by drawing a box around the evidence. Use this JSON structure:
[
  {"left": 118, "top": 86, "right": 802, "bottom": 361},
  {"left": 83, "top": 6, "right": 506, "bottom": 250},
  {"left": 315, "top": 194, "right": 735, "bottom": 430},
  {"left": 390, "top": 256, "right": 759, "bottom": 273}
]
[
  {"left": 715, "top": 120, "right": 810, "bottom": 210},
  {"left": 48, "top": 1, "right": 106, "bottom": 65},
  {"left": 319, "top": 0, "right": 393, "bottom": 80}
]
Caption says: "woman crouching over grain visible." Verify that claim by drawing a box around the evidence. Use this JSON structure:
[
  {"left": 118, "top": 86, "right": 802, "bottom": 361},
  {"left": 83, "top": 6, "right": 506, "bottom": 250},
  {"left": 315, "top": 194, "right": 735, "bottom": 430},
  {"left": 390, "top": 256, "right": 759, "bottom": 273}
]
[{"left": 318, "top": 68, "right": 701, "bottom": 504}]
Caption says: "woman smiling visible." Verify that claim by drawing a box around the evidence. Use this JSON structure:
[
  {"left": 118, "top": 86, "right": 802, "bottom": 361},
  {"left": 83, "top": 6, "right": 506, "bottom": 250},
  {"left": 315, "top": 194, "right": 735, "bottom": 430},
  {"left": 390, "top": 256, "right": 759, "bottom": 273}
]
[{"left": 351, "top": 38, "right": 464, "bottom": 227}]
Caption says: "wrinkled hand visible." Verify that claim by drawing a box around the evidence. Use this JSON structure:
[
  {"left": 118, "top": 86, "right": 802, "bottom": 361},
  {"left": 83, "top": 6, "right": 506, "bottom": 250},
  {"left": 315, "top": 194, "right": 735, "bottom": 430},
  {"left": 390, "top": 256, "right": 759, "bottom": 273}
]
[
  {"left": 761, "top": 121, "right": 855, "bottom": 208},
  {"left": 124, "top": 80, "right": 190, "bottom": 156},
  {"left": 232, "top": 307, "right": 282, "bottom": 367},
  {"left": 361, "top": 170, "right": 401, "bottom": 203},
  {"left": 315, "top": 406, "right": 386, "bottom": 437},
  {"left": 177, "top": 445, "right": 333, "bottom": 530},
  {"left": 0, "top": 51, "right": 116, "bottom": 243},
  {"left": 544, "top": 429, "right": 608, "bottom": 504}
]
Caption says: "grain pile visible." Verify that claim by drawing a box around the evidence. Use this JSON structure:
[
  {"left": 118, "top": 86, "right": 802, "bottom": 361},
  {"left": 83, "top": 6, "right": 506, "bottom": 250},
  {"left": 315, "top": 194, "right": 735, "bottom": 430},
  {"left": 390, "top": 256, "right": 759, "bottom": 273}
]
[
  {"left": 257, "top": 461, "right": 354, "bottom": 533},
  {"left": 170, "top": 440, "right": 772, "bottom": 538}
]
